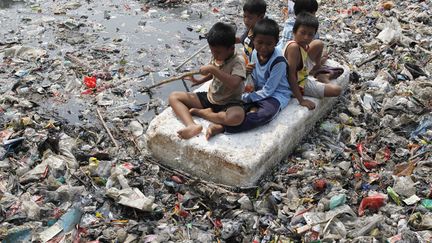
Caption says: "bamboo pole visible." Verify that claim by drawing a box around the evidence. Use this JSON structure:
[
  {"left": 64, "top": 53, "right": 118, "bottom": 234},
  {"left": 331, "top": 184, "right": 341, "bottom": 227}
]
[
  {"left": 96, "top": 108, "right": 119, "bottom": 148},
  {"left": 142, "top": 70, "right": 200, "bottom": 91},
  {"left": 174, "top": 44, "right": 207, "bottom": 71}
]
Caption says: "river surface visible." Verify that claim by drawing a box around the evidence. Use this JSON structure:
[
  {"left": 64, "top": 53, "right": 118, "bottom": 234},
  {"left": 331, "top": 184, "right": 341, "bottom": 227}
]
[{"left": 0, "top": 0, "right": 244, "bottom": 125}]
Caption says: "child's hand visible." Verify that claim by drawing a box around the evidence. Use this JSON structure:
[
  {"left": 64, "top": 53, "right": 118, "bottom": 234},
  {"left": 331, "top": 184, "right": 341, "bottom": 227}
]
[
  {"left": 199, "top": 65, "right": 214, "bottom": 75},
  {"left": 300, "top": 99, "right": 316, "bottom": 110},
  {"left": 246, "top": 63, "right": 255, "bottom": 75},
  {"left": 183, "top": 75, "right": 201, "bottom": 87}
]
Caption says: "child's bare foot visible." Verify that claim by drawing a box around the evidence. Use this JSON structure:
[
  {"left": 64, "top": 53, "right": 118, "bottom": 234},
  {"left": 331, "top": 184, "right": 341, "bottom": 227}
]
[
  {"left": 205, "top": 124, "right": 224, "bottom": 140},
  {"left": 177, "top": 124, "right": 202, "bottom": 139},
  {"left": 190, "top": 107, "right": 213, "bottom": 118},
  {"left": 316, "top": 73, "right": 331, "bottom": 83}
]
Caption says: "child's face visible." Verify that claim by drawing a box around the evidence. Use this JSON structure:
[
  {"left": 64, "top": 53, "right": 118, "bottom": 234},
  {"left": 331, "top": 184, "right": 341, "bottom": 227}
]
[
  {"left": 209, "top": 45, "right": 234, "bottom": 63},
  {"left": 293, "top": 25, "right": 316, "bottom": 46},
  {"left": 243, "top": 11, "right": 263, "bottom": 30},
  {"left": 253, "top": 34, "right": 277, "bottom": 59}
]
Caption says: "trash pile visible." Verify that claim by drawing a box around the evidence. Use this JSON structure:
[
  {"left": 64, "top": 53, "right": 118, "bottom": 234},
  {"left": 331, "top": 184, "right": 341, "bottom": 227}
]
[{"left": 1, "top": 0, "right": 431, "bottom": 242}]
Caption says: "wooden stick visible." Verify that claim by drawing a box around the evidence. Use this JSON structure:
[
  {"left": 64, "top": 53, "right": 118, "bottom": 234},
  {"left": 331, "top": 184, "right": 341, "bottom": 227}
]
[
  {"left": 423, "top": 55, "right": 432, "bottom": 67},
  {"left": 174, "top": 44, "right": 207, "bottom": 71},
  {"left": 142, "top": 155, "right": 241, "bottom": 195},
  {"left": 96, "top": 108, "right": 119, "bottom": 148},
  {"left": 65, "top": 53, "right": 91, "bottom": 72},
  {"left": 143, "top": 70, "right": 200, "bottom": 90}
]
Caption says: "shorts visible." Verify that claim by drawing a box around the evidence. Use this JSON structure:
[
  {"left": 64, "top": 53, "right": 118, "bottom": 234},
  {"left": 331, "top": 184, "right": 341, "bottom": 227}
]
[
  {"left": 303, "top": 58, "right": 325, "bottom": 98},
  {"left": 196, "top": 92, "right": 242, "bottom": 113},
  {"left": 304, "top": 77, "right": 325, "bottom": 98}
]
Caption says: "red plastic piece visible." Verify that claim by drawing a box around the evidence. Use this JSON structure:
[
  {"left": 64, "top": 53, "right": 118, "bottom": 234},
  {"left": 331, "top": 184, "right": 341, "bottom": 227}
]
[
  {"left": 214, "top": 218, "right": 223, "bottom": 228},
  {"left": 384, "top": 146, "right": 391, "bottom": 161},
  {"left": 357, "top": 143, "right": 364, "bottom": 156},
  {"left": 364, "top": 161, "right": 379, "bottom": 169},
  {"left": 313, "top": 179, "right": 327, "bottom": 192},
  {"left": 171, "top": 175, "right": 183, "bottom": 184},
  {"left": 174, "top": 203, "right": 189, "bottom": 218},
  {"left": 84, "top": 76, "right": 97, "bottom": 89},
  {"left": 358, "top": 194, "right": 386, "bottom": 216}
]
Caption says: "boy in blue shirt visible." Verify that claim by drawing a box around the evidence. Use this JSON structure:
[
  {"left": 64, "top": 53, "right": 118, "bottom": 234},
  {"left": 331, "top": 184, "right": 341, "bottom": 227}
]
[
  {"left": 278, "top": 0, "right": 319, "bottom": 49},
  {"left": 194, "top": 18, "right": 292, "bottom": 138},
  {"left": 238, "top": 0, "right": 267, "bottom": 60}
]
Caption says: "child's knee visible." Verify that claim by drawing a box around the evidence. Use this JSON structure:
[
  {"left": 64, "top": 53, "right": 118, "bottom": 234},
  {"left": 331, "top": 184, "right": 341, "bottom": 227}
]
[
  {"left": 308, "top": 40, "right": 324, "bottom": 62},
  {"left": 309, "top": 40, "right": 324, "bottom": 56},
  {"left": 258, "top": 108, "right": 277, "bottom": 121},
  {"left": 325, "top": 84, "right": 342, "bottom": 97},
  {"left": 311, "top": 39, "right": 324, "bottom": 49},
  {"left": 225, "top": 109, "right": 245, "bottom": 125},
  {"left": 334, "top": 85, "right": 342, "bottom": 96},
  {"left": 168, "top": 91, "right": 183, "bottom": 104}
]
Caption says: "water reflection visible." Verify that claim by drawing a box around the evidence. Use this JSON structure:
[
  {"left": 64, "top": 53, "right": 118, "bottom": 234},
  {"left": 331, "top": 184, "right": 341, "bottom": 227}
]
[{"left": 0, "top": 0, "right": 24, "bottom": 9}]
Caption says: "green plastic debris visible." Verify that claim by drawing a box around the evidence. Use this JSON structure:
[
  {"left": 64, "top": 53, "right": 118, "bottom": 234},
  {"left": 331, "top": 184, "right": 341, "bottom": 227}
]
[
  {"left": 47, "top": 219, "right": 57, "bottom": 226},
  {"left": 56, "top": 176, "right": 66, "bottom": 184},
  {"left": 387, "top": 187, "right": 401, "bottom": 206},
  {"left": 329, "top": 194, "right": 347, "bottom": 209},
  {"left": 3, "top": 228, "right": 31, "bottom": 243},
  {"left": 422, "top": 199, "right": 432, "bottom": 210}
]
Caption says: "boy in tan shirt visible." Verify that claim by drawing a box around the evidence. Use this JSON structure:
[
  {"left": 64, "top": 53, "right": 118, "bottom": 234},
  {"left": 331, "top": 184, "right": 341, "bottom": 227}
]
[{"left": 169, "top": 22, "right": 246, "bottom": 139}]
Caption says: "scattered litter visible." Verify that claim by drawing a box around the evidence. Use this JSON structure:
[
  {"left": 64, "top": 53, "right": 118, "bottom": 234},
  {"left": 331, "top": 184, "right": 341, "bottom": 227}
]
[{"left": 0, "top": 0, "right": 431, "bottom": 241}]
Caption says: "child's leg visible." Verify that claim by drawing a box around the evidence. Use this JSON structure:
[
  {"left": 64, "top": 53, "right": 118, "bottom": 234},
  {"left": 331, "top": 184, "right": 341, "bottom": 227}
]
[
  {"left": 206, "top": 123, "right": 224, "bottom": 140},
  {"left": 304, "top": 79, "right": 342, "bottom": 98},
  {"left": 190, "top": 106, "right": 244, "bottom": 126},
  {"left": 168, "top": 91, "right": 204, "bottom": 139},
  {"left": 315, "top": 72, "right": 331, "bottom": 84},
  {"left": 315, "top": 67, "right": 344, "bottom": 82},
  {"left": 307, "top": 40, "right": 324, "bottom": 74},
  {"left": 224, "top": 98, "right": 280, "bottom": 134},
  {"left": 203, "top": 106, "right": 245, "bottom": 140},
  {"left": 323, "top": 83, "right": 342, "bottom": 97}
]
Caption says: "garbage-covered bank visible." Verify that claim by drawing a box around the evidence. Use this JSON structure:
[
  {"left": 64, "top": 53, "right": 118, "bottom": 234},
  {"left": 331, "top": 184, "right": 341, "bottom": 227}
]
[{"left": 1, "top": 0, "right": 431, "bottom": 242}]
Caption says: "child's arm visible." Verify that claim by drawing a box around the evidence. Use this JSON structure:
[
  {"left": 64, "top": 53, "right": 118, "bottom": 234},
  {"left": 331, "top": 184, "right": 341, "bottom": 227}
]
[
  {"left": 184, "top": 71, "right": 213, "bottom": 87},
  {"left": 242, "top": 62, "right": 284, "bottom": 103},
  {"left": 200, "top": 65, "right": 243, "bottom": 89},
  {"left": 285, "top": 44, "right": 316, "bottom": 110}
]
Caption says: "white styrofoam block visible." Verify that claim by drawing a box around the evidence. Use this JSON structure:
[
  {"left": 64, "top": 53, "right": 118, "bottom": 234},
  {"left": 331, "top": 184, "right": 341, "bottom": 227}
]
[{"left": 145, "top": 60, "right": 349, "bottom": 186}]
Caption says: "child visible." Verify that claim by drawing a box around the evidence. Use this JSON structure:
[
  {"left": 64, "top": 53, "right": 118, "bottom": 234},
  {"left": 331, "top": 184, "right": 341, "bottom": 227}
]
[
  {"left": 284, "top": 12, "right": 342, "bottom": 110},
  {"left": 168, "top": 22, "right": 246, "bottom": 140},
  {"left": 277, "top": 0, "right": 319, "bottom": 49},
  {"left": 195, "top": 18, "right": 292, "bottom": 138},
  {"left": 238, "top": 0, "right": 267, "bottom": 59}
]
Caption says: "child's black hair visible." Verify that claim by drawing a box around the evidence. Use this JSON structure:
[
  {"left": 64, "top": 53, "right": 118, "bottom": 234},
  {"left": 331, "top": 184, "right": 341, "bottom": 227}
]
[
  {"left": 206, "top": 22, "right": 236, "bottom": 47},
  {"left": 243, "top": 0, "right": 267, "bottom": 16},
  {"left": 294, "top": 0, "right": 318, "bottom": 15},
  {"left": 293, "top": 12, "right": 319, "bottom": 34},
  {"left": 253, "top": 18, "right": 279, "bottom": 42}
]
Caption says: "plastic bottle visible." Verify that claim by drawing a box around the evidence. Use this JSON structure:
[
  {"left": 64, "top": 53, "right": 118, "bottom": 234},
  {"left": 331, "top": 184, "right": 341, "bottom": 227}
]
[{"left": 244, "top": 74, "right": 254, "bottom": 93}]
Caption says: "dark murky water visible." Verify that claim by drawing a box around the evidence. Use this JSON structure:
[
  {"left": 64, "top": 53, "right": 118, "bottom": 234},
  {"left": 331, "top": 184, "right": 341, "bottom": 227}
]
[
  {"left": 0, "top": 0, "right": 243, "bottom": 126},
  {"left": 0, "top": 0, "right": 24, "bottom": 9}
]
